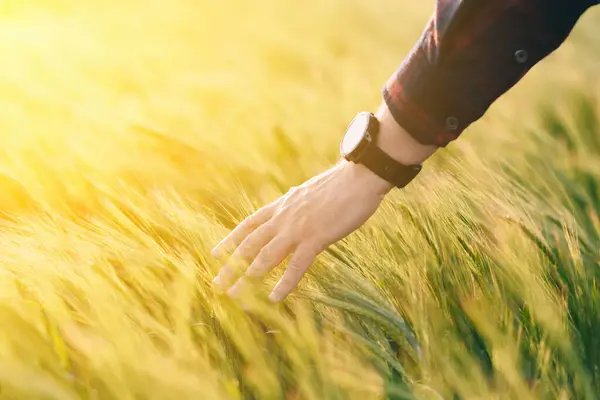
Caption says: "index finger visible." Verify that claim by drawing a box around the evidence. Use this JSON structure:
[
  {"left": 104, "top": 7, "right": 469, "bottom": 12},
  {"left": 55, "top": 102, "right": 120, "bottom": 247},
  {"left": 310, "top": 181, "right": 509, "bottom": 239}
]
[{"left": 212, "top": 203, "right": 276, "bottom": 258}]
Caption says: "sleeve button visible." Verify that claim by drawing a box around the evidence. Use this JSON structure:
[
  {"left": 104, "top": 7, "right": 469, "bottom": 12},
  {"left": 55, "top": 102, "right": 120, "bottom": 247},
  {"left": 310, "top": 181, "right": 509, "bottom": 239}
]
[
  {"left": 445, "top": 116, "right": 459, "bottom": 131},
  {"left": 514, "top": 49, "right": 528, "bottom": 64}
]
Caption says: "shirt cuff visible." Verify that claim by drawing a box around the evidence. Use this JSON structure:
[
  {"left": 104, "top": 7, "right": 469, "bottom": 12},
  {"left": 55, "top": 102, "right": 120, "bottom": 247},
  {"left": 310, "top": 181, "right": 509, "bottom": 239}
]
[
  {"left": 382, "top": 48, "right": 462, "bottom": 147},
  {"left": 382, "top": 25, "right": 485, "bottom": 148}
]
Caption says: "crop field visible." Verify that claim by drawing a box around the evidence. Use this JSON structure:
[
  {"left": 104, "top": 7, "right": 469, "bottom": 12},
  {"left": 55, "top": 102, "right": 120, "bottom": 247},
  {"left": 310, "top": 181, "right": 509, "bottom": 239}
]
[{"left": 0, "top": 1, "right": 600, "bottom": 399}]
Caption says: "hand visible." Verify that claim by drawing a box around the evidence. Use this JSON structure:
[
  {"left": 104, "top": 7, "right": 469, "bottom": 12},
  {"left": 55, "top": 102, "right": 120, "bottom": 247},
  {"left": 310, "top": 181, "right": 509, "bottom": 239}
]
[
  {"left": 211, "top": 103, "right": 437, "bottom": 302},
  {"left": 211, "top": 160, "right": 393, "bottom": 302}
]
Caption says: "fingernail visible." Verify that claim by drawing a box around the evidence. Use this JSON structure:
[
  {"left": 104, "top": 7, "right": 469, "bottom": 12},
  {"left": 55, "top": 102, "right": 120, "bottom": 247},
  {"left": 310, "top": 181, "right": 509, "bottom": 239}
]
[{"left": 211, "top": 248, "right": 220, "bottom": 258}]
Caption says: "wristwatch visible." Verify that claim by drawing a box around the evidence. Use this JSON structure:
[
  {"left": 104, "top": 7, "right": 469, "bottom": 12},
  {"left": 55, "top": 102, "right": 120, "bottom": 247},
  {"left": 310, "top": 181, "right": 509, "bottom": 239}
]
[{"left": 340, "top": 112, "right": 422, "bottom": 189}]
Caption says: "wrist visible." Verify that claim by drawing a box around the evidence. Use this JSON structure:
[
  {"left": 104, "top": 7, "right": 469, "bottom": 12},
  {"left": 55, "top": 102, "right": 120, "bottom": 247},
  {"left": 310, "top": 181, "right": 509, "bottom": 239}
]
[
  {"left": 375, "top": 103, "right": 438, "bottom": 165},
  {"left": 339, "top": 159, "right": 394, "bottom": 196}
]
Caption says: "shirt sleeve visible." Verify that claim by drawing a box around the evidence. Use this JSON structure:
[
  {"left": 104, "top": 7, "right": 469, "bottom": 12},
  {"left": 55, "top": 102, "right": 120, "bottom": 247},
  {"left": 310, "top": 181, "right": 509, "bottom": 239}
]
[{"left": 383, "top": 0, "right": 598, "bottom": 147}]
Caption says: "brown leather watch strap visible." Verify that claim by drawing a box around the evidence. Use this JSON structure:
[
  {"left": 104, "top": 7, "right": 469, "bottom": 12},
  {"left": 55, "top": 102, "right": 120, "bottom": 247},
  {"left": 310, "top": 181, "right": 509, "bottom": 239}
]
[{"left": 356, "top": 143, "right": 422, "bottom": 188}]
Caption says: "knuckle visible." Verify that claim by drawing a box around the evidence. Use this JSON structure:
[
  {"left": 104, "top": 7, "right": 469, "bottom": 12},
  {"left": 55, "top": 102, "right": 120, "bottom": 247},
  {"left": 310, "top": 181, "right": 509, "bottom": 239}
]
[
  {"left": 235, "top": 243, "right": 256, "bottom": 261},
  {"left": 310, "top": 241, "right": 325, "bottom": 254},
  {"left": 269, "top": 213, "right": 289, "bottom": 228},
  {"left": 287, "top": 261, "right": 304, "bottom": 274},
  {"left": 305, "top": 237, "right": 325, "bottom": 251},
  {"left": 236, "top": 248, "right": 251, "bottom": 261},
  {"left": 238, "top": 236, "right": 255, "bottom": 252},
  {"left": 281, "top": 188, "right": 296, "bottom": 203},
  {"left": 247, "top": 264, "right": 268, "bottom": 278},
  {"left": 277, "top": 200, "right": 290, "bottom": 213},
  {"left": 245, "top": 213, "right": 262, "bottom": 228},
  {"left": 269, "top": 212, "right": 283, "bottom": 223},
  {"left": 257, "top": 247, "right": 273, "bottom": 265},
  {"left": 280, "top": 186, "right": 301, "bottom": 206}
]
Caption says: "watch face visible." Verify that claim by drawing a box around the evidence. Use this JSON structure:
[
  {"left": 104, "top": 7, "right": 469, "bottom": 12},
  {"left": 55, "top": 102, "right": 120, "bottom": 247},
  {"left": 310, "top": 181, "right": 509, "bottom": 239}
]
[{"left": 341, "top": 112, "right": 370, "bottom": 157}]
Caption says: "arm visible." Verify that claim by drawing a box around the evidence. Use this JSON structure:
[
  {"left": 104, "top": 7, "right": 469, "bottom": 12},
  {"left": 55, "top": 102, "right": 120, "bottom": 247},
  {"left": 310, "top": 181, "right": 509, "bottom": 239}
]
[
  {"left": 212, "top": 0, "right": 597, "bottom": 302},
  {"left": 380, "top": 0, "right": 598, "bottom": 151}
]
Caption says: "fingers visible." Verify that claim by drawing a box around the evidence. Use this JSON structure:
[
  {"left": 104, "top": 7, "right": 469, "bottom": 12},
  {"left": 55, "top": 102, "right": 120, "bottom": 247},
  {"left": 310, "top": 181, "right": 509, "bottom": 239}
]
[
  {"left": 227, "top": 235, "right": 294, "bottom": 298},
  {"left": 245, "top": 235, "right": 294, "bottom": 279},
  {"left": 269, "top": 244, "right": 320, "bottom": 302},
  {"left": 211, "top": 203, "right": 276, "bottom": 258},
  {"left": 213, "top": 221, "right": 276, "bottom": 289}
]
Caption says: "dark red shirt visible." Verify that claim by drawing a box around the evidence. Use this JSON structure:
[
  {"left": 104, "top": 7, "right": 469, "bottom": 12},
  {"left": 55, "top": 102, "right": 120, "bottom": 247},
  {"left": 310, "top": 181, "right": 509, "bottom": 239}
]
[{"left": 384, "top": 0, "right": 599, "bottom": 147}]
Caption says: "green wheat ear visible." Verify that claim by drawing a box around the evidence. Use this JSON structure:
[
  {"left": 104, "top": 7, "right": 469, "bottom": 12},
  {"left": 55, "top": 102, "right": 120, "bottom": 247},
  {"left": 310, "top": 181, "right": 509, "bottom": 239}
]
[
  {"left": 397, "top": 204, "right": 442, "bottom": 265},
  {"left": 502, "top": 216, "right": 558, "bottom": 266},
  {"left": 309, "top": 285, "right": 421, "bottom": 359}
]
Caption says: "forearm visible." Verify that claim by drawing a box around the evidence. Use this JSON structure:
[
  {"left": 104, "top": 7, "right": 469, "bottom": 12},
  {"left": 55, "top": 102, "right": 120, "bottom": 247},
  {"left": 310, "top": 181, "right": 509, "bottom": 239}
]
[{"left": 345, "top": 1, "right": 597, "bottom": 195}]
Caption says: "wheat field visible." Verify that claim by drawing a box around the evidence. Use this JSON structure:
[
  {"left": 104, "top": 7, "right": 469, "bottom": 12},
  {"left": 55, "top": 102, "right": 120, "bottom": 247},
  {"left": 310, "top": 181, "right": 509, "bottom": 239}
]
[{"left": 0, "top": 1, "right": 600, "bottom": 399}]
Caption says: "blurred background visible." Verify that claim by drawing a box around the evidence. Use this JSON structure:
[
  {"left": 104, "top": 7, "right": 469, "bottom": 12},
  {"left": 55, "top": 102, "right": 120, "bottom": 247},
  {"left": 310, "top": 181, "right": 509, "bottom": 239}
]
[{"left": 0, "top": 1, "right": 599, "bottom": 399}]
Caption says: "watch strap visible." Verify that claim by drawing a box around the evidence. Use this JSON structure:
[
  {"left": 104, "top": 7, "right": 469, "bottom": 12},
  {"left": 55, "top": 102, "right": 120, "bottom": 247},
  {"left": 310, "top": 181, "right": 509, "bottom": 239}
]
[{"left": 357, "top": 143, "right": 422, "bottom": 189}]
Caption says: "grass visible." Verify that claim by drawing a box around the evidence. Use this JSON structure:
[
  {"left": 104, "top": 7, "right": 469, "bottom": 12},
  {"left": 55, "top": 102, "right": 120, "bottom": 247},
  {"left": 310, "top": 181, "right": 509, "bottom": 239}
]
[{"left": 0, "top": 0, "right": 599, "bottom": 399}]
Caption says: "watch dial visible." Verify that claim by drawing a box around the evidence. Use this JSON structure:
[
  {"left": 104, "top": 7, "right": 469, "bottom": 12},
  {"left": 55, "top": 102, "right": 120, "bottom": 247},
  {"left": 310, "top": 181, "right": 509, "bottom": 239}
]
[{"left": 341, "top": 113, "right": 370, "bottom": 156}]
